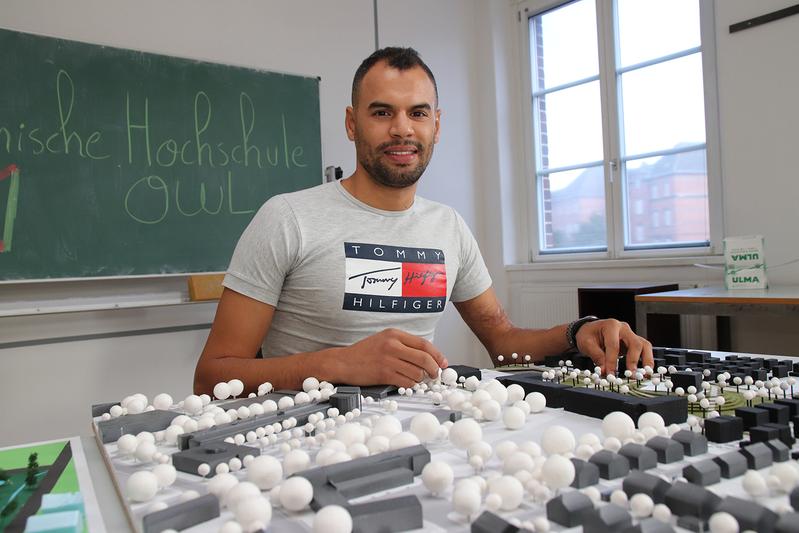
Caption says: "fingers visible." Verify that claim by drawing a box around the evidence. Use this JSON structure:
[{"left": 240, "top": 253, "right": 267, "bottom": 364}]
[
  {"left": 601, "top": 322, "right": 622, "bottom": 376},
  {"left": 392, "top": 329, "right": 448, "bottom": 368},
  {"left": 577, "top": 336, "right": 607, "bottom": 374},
  {"left": 389, "top": 358, "right": 428, "bottom": 388},
  {"left": 614, "top": 322, "right": 654, "bottom": 374}
]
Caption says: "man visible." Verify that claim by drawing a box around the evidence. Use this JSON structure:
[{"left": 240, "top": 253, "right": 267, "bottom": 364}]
[{"left": 194, "top": 47, "right": 653, "bottom": 395}]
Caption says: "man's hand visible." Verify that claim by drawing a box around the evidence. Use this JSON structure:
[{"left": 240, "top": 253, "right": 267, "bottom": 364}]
[
  {"left": 575, "top": 319, "right": 653, "bottom": 376},
  {"left": 337, "top": 328, "right": 448, "bottom": 388}
]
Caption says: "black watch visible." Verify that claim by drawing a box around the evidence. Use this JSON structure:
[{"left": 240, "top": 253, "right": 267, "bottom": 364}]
[{"left": 566, "top": 315, "right": 599, "bottom": 349}]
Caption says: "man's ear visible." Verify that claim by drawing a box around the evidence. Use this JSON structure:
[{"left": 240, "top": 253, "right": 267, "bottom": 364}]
[
  {"left": 434, "top": 108, "right": 442, "bottom": 144},
  {"left": 345, "top": 106, "right": 356, "bottom": 141}
]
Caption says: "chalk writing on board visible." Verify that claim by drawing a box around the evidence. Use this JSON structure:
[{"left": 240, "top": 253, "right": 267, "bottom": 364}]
[{"left": 0, "top": 69, "right": 311, "bottom": 226}]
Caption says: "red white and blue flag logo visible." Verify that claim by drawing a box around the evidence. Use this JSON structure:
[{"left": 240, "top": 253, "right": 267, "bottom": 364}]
[{"left": 343, "top": 242, "right": 447, "bottom": 313}]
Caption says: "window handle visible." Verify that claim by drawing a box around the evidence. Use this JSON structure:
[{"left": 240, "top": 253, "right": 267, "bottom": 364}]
[{"left": 609, "top": 159, "right": 618, "bottom": 183}]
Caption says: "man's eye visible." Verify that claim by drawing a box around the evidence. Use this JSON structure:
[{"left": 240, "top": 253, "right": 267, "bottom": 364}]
[
  {"left": 373, "top": 110, "right": 390, "bottom": 117},
  {"left": 411, "top": 111, "right": 429, "bottom": 118}
]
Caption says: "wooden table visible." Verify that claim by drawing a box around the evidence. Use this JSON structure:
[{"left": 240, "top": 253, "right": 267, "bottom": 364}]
[{"left": 635, "top": 286, "right": 799, "bottom": 351}]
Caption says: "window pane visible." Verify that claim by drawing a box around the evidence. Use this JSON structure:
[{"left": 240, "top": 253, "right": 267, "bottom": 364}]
[
  {"left": 624, "top": 150, "right": 709, "bottom": 247},
  {"left": 536, "top": 81, "right": 603, "bottom": 169},
  {"left": 620, "top": 54, "right": 706, "bottom": 156},
  {"left": 617, "top": 0, "right": 700, "bottom": 68},
  {"left": 531, "top": 0, "right": 598, "bottom": 90},
  {"left": 541, "top": 167, "right": 607, "bottom": 251}
]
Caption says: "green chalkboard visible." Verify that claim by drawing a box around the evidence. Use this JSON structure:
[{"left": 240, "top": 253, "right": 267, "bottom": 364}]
[{"left": 0, "top": 28, "right": 321, "bottom": 280}]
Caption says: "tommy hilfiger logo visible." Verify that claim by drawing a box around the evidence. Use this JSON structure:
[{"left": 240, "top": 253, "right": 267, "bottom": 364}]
[{"left": 343, "top": 242, "right": 447, "bottom": 313}]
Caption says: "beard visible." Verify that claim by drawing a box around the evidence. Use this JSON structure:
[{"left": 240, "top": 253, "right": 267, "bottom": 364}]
[{"left": 355, "top": 138, "right": 433, "bottom": 189}]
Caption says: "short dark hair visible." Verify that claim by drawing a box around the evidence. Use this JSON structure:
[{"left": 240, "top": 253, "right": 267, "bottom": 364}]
[{"left": 351, "top": 47, "right": 438, "bottom": 107}]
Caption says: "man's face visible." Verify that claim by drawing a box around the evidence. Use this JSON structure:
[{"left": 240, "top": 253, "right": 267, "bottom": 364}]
[{"left": 346, "top": 62, "right": 441, "bottom": 189}]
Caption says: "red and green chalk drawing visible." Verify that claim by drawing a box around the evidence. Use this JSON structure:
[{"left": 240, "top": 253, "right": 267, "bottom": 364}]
[{"left": 0, "top": 164, "right": 20, "bottom": 253}]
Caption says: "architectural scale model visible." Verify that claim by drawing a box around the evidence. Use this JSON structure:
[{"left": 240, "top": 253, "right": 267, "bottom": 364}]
[{"left": 92, "top": 347, "right": 799, "bottom": 533}]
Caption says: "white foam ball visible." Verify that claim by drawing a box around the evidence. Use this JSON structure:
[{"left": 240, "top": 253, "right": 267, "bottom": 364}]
[
  {"left": 126, "top": 470, "right": 159, "bottom": 502},
  {"left": 372, "top": 415, "right": 402, "bottom": 439},
  {"left": 485, "top": 492, "right": 502, "bottom": 512},
  {"left": 541, "top": 425, "right": 576, "bottom": 455},
  {"left": 278, "top": 396, "right": 294, "bottom": 410},
  {"left": 575, "top": 444, "right": 594, "bottom": 461},
  {"left": 421, "top": 461, "right": 454, "bottom": 496},
  {"left": 449, "top": 419, "right": 483, "bottom": 449},
  {"left": 452, "top": 486, "right": 481, "bottom": 518},
  {"left": 446, "top": 390, "right": 467, "bottom": 410},
  {"left": 389, "top": 431, "right": 420, "bottom": 450},
  {"left": 228, "top": 379, "right": 245, "bottom": 397},
  {"left": 488, "top": 475, "right": 524, "bottom": 510},
  {"left": 495, "top": 440, "right": 518, "bottom": 461},
  {"left": 247, "top": 456, "right": 283, "bottom": 490},
  {"left": 219, "top": 522, "right": 243, "bottom": 533},
  {"left": 134, "top": 441, "right": 157, "bottom": 463},
  {"left": 279, "top": 476, "right": 314, "bottom": 511},
  {"left": 126, "top": 398, "right": 146, "bottom": 415},
  {"left": 183, "top": 394, "right": 203, "bottom": 415},
  {"left": 638, "top": 412, "right": 665, "bottom": 431},
  {"left": 464, "top": 376, "right": 480, "bottom": 391},
  {"left": 335, "top": 424, "right": 365, "bottom": 447},
  {"left": 347, "top": 443, "right": 369, "bottom": 459},
  {"left": 366, "top": 435, "right": 390, "bottom": 455},
  {"left": 503, "top": 406, "right": 526, "bottom": 430},
  {"left": 409, "top": 413, "right": 440, "bottom": 443},
  {"left": 480, "top": 399, "right": 502, "bottom": 421},
  {"left": 213, "top": 382, "right": 231, "bottom": 400},
  {"left": 313, "top": 505, "right": 352, "bottom": 533},
  {"left": 743, "top": 470, "right": 768, "bottom": 497},
  {"left": 232, "top": 496, "right": 272, "bottom": 530},
  {"left": 502, "top": 450, "right": 533, "bottom": 474},
  {"left": 506, "top": 384, "right": 526, "bottom": 404},
  {"left": 708, "top": 512, "right": 739, "bottom": 533},
  {"left": 482, "top": 380, "right": 509, "bottom": 405},
  {"left": 541, "top": 454, "right": 575, "bottom": 489},
  {"left": 303, "top": 377, "right": 320, "bottom": 392},
  {"left": 441, "top": 367, "right": 458, "bottom": 386},
  {"left": 116, "top": 434, "right": 138, "bottom": 456},
  {"left": 153, "top": 393, "right": 173, "bottom": 410},
  {"left": 226, "top": 482, "right": 262, "bottom": 509},
  {"left": 283, "top": 450, "right": 311, "bottom": 477},
  {"left": 630, "top": 493, "right": 654, "bottom": 518},
  {"left": 603, "top": 437, "right": 622, "bottom": 452},
  {"left": 610, "top": 489, "right": 628, "bottom": 507},
  {"left": 652, "top": 503, "right": 672, "bottom": 522},
  {"left": 602, "top": 411, "right": 636, "bottom": 440},
  {"left": 770, "top": 462, "right": 799, "bottom": 492},
  {"left": 467, "top": 441, "right": 493, "bottom": 461},
  {"left": 525, "top": 392, "right": 547, "bottom": 413},
  {"left": 152, "top": 464, "right": 177, "bottom": 488}
]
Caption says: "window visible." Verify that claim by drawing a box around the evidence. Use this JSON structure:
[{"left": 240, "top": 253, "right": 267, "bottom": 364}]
[{"left": 520, "top": 0, "right": 721, "bottom": 259}]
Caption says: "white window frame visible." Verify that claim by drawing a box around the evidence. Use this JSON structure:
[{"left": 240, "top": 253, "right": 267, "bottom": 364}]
[{"left": 516, "top": 0, "right": 723, "bottom": 263}]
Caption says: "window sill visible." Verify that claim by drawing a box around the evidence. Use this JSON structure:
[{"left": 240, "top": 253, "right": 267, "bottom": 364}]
[{"left": 506, "top": 255, "right": 725, "bottom": 272}]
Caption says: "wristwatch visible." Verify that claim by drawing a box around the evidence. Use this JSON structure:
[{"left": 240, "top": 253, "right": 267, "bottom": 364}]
[{"left": 566, "top": 315, "right": 599, "bottom": 349}]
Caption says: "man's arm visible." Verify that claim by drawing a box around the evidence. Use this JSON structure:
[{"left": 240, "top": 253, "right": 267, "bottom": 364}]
[
  {"left": 453, "top": 287, "right": 653, "bottom": 375},
  {"left": 194, "top": 288, "right": 448, "bottom": 395}
]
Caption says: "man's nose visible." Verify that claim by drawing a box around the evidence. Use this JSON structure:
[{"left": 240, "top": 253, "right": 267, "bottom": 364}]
[{"left": 389, "top": 114, "right": 413, "bottom": 138}]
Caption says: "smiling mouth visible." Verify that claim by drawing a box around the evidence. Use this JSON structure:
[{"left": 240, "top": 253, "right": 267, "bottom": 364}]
[{"left": 382, "top": 145, "right": 420, "bottom": 164}]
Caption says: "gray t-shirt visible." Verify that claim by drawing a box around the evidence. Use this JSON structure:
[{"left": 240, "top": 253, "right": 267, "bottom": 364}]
[{"left": 224, "top": 179, "right": 492, "bottom": 357}]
